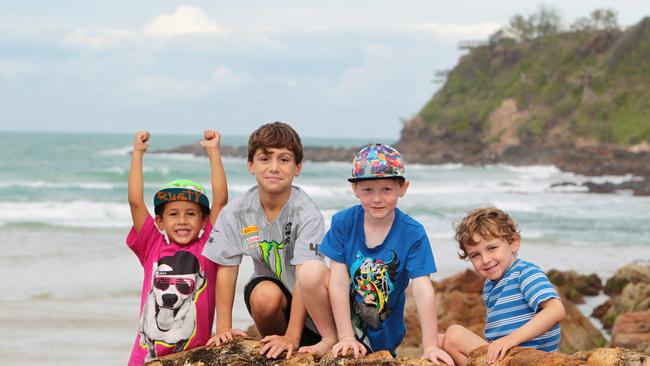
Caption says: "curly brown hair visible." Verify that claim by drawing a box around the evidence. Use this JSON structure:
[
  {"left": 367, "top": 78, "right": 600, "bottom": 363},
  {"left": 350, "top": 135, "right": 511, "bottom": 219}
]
[
  {"left": 247, "top": 122, "right": 303, "bottom": 164},
  {"left": 454, "top": 207, "right": 520, "bottom": 260}
]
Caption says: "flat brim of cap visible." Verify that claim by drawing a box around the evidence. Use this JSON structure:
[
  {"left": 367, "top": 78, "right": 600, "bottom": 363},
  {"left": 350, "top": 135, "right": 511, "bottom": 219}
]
[{"left": 348, "top": 176, "right": 406, "bottom": 183}]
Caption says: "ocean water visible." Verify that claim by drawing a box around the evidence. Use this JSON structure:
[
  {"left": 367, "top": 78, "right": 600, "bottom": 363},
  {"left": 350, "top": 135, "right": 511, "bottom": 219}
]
[{"left": 1, "top": 131, "right": 649, "bottom": 365}]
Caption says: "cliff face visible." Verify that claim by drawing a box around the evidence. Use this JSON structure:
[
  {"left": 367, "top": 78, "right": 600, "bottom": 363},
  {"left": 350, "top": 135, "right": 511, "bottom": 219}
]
[{"left": 397, "top": 17, "right": 650, "bottom": 171}]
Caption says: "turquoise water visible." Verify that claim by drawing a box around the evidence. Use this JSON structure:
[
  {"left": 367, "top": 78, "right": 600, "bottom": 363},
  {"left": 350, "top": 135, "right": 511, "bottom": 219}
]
[{"left": 1, "top": 131, "right": 649, "bottom": 365}]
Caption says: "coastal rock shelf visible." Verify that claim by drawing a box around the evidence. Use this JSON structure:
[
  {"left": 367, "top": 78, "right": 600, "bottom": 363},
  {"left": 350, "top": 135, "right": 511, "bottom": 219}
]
[{"left": 145, "top": 338, "right": 649, "bottom": 366}]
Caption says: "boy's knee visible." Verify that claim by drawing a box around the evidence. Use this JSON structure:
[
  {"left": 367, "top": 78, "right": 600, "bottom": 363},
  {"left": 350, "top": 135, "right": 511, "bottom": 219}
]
[
  {"left": 249, "top": 284, "right": 286, "bottom": 318},
  {"left": 443, "top": 324, "right": 466, "bottom": 349},
  {"left": 298, "top": 260, "right": 328, "bottom": 289}
]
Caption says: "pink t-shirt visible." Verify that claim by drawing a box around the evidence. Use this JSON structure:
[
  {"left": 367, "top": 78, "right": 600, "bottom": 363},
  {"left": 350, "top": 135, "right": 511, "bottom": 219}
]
[{"left": 126, "top": 214, "right": 217, "bottom": 365}]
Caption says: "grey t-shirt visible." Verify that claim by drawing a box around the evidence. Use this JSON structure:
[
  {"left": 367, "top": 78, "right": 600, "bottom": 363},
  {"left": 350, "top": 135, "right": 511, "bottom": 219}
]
[{"left": 203, "top": 185, "right": 325, "bottom": 295}]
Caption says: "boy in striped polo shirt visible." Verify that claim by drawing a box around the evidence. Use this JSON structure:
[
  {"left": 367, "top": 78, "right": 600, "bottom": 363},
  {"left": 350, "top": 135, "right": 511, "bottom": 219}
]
[{"left": 442, "top": 207, "right": 566, "bottom": 366}]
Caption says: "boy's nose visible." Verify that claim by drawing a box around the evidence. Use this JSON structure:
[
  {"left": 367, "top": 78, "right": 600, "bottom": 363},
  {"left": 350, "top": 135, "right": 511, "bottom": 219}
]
[{"left": 269, "top": 158, "right": 279, "bottom": 171}]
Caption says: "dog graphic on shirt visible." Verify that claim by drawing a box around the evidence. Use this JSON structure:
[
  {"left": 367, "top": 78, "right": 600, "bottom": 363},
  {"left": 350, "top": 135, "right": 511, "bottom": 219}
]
[{"left": 139, "top": 251, "right": 205, "bottom": 361}]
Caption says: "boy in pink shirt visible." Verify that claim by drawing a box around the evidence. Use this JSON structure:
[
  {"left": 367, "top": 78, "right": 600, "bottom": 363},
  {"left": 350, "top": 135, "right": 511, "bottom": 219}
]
[{"left": 126, "top": 130, "right": 227, "bottom": 365}]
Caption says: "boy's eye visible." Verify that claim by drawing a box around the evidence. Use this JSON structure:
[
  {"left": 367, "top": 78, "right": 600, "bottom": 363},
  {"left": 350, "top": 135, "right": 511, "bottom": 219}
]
[{"left": 488, "top": 246, "right": 497, "bottom": 251}]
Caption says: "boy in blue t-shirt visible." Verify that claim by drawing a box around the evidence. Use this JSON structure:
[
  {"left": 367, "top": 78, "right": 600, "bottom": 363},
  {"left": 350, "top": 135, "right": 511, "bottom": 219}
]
[
  {"left": 297, "top": 144, "right": 453, "bottom": 365},
  {"left": 443, "top": 207, "right": 566, "bottom": 366}
]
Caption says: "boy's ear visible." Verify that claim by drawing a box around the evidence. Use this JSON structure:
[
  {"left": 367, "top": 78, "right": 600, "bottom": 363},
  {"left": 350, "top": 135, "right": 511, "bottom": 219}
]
[
  {"left": 511, "top": 234, "right": 521, "bottom": 254},
  {"left": 351, "top": 183, "right": 359, "bottom": 198},
  {"left": 247, "top": 160, "right": 255, "bottom": 175},
  {"left": 154, "top": 215, "right": 164, "bottom": 231},
  {"left": 398, "top": 180, "right": 409, "bottom": 197},
  {"left": 295, "top": 162, "right": 302, "bottom": 177}
]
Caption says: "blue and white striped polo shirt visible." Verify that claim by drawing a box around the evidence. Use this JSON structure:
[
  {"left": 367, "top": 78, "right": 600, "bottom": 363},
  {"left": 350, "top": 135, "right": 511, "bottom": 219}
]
[{"left": 483, "top": 259, "right": 561, "bottom": 352}]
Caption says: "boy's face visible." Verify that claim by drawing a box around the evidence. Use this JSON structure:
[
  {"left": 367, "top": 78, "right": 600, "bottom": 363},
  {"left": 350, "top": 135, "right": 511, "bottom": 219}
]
[
  {"left": 352, "top": 178, "right": 408, "bottom": 221},
  {"left": 247, "top": 147, "right": 302, "bottom": 195},
  {"left": 465, "top": 234, "right": 520, "bottom": 281},
  {"left": 155, "top": 201, "right": 207, "bottom": 245}
]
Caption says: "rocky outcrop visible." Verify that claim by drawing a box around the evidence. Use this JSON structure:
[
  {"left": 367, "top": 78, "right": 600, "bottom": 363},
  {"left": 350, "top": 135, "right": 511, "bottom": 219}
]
[
  {"left": 153, "top": 143, "right": 359, "bottom": 163},
  {"left": 398, "top": 270, "right": 605, "bottom": 356},
  {"left": 547, "top": 270, "right": 602, "bottom": 304},
  {"left": 145, "top": 337, "right": 649, "bottom": 365},
  {"left": 611, "top": 311, "right": 650, "bottom": 354},
  {"left": 593, "top": 262, "right": 650, "bottom": 329}
]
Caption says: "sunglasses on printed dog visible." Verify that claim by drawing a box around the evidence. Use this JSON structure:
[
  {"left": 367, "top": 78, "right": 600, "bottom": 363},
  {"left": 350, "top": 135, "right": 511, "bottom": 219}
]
[{"left": 153, "top": 276, "right": 196, "bottom": 295}]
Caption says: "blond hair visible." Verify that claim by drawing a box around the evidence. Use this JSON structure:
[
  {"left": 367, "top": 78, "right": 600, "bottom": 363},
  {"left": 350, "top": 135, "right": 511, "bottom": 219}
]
[{"left": 454, "top": 207, "right": 520, "bottom": 260}]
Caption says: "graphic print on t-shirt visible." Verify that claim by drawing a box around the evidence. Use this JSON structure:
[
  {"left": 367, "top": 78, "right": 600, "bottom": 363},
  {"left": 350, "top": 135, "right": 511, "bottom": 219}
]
[
  {"left": 349, "top": 250, "right": 400, "bottom": 330},
  {"left": 139, "top": 251, "right": 206, "bottom": 362}
]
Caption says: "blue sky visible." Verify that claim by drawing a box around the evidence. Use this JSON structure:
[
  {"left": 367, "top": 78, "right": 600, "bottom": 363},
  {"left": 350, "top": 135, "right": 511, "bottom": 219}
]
[{"left": 1, "top": 1, "right": 649, "bottom": 139}]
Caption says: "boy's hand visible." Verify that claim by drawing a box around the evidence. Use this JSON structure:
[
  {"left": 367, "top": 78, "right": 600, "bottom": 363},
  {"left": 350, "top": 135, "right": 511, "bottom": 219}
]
[
  {"left": 259, "top": 334, "right": 299, "bottom": 359},
  {"left": 201, "top": 130, "right": 221, "bottom": 150},
  {"left": 487, "top": 335, "right": 517, "bottom": 364},
  {"left": 332, "top": 336, "right": 366, "bottom": 359},
  {"left": 207, "top": 328, "right": 247, "bottom": 347},
  {"left": 133, "top": 131, "right": 150, "bottom": 152},
  {"left": 422, "top": 345, "right": 455, "bottom": 365}
]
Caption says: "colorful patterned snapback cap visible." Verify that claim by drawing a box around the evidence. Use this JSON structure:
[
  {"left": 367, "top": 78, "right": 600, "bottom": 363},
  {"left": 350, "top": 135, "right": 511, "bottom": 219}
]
[
  {"left": 154, "top": 179, "right": 210, "bottom": 212},
  {"left": 348, "top": 144, "right": 405, "bottom": 182}
]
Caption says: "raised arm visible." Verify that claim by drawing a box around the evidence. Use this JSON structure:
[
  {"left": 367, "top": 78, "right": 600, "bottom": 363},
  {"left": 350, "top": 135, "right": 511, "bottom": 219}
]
[
  {"left": 329, "top": 260, "right": 366, "bottom": 359},
  {"left": 411, "top": 276, "right": 454, "bottom": 365},
  {"left": 207, "top": 264, "right": 247, "bottom": 346},
  {"left": 487, "top": 297, "right": 566, "bottom": 363},
  {"left": 128, "top": 131, "right": 150, "bottom": 232},
  {"left": 201, "top": 130, "right": 228, "bottom": 225}
]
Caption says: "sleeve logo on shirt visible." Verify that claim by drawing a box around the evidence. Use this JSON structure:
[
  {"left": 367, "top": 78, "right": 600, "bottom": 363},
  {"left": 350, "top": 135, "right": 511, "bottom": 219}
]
[{"left": 242, "top": 225, "right": 258, "bottom": 235}]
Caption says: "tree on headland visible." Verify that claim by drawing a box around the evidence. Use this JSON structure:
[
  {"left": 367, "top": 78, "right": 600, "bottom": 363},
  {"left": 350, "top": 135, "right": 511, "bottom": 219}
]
[{"left": 571, "top": 8, "right": 620, "bottom": 32}]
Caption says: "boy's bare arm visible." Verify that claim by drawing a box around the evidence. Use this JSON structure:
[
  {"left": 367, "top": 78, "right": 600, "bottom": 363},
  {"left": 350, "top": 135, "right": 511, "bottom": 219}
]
[
  {"left": 128, "top": 131, "right": 150, "bottom": 232},
  {"left": 329, "top": 260, "right": 366, "bottom": 358},
  {"left": 201, "top": 130, "right": 227, "bottom": 225},
  {"left": 486, "top": 297, "right": 566, "bottom": 363},
  {"left": 411, "top": 276, "right": 454, "bottom": 365},
  {"left": 208, "top": 265, "right": 247, "bottom": 345},
  {"left": 259, "top": 264, "right": 306, "bottom": 358}
]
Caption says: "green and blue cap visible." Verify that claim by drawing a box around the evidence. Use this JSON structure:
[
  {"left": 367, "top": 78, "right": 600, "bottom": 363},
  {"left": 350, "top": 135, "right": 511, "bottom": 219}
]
[
  {"left": 348, "top": 143, "right": 405, "bottom": 182},
  {"left": 154, "top": 179, "right": 210, "bottom": 215}
]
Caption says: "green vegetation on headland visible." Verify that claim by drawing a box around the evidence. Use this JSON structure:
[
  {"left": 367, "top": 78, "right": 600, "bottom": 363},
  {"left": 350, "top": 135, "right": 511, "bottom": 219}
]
[{"left": 399, "top": 7, "right": 650, "bottom": 168}]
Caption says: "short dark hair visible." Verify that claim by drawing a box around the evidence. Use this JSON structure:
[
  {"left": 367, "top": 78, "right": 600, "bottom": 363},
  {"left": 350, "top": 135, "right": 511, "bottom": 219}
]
[
  {"left": 247, "top": 122, "right": 303, "bottom": 164},
  {"left": 454, "top": 207, "right": 520, "bottom": 260}
]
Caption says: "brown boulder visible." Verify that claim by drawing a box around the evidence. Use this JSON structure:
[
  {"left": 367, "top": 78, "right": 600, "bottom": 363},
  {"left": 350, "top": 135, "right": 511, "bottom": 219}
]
[
  {"left": 547, "top": 270, "right": 602, "bottom": 303},
  {"left": 604, "top": 262, "right": 650, "bottom": 296},
  {"left": 469, "top": 345, "right": 650, "bottom": 366},
  {"left": 558, "top": 292, "right": 607, "bottom": 353},
  {"left": 611, "top": 310, "right": 650, "bottom": 354},
  {"left": 601, "top": 282, "right": 650, "bottom": 328}
]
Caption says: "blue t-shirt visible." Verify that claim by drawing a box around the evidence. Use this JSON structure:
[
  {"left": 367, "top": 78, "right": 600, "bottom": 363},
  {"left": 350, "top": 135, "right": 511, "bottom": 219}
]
[
  {"left": 320, "top": 205, "right": 437, "bottom": 353},
  {"left": 483, "top": 259, "right": 561, "bottom": 352}
]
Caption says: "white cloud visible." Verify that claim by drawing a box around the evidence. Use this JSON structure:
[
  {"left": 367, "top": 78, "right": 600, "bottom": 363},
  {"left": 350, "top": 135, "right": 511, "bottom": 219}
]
[
  {"left": 409, "top": 22, "right": 503, "bottom": 41},
  {"left": 0, "top": 58, "right": 38, "bottom": 79},
  {"left": 125, "top": 66, "right": 251, "bottom": 104},
  {"left": 62, "top": 27, "right": 137, "bottom": 50},
  {"left": 142, "top": 6, "right": 227, "bottom": 38}
]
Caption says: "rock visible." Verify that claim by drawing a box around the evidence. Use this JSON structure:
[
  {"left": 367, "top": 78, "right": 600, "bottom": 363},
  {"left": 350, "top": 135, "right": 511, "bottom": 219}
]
[
  {"left": 611, "top": 310, "right": 650, "bottom": 354},
  {"left": 398, "top": 269, "right": 605, "bottom": 356},
  {"left": 146, "top": 337, "right": 649, "bottom": 366},
  {"left": 572, "top": 347, "right": 650, "bottom": 366},
  {"left": 601, "top": 282, "right": 650, "bottom": 329},
  {"left": 145, "top": 337, "right": 439, "bottom": 365},
  {"left": 547, "top": 270, "right": 602, "bottom": 303},
  {"left": 558, "top": 292, "right": 607, "bottom": 353},
  {"left": 469, "top": 345, "right": 650, "bottom": 366},
  {"left": 153, "top": 142, "right": 361, "bottom": 163},
  {"left": 604, "top": 262, "right": 650, "bottom": 296}
]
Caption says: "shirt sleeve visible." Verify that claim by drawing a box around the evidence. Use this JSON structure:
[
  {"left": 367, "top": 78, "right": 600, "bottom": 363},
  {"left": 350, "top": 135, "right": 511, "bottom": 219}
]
[
  {"left": 405, "top": 228, "right": 437, "bottom": 279},
  {"left": 201, "top": 206, "right": 243, "bottom": 266},
  {"left": 519, "top": 263, "right": 560, "bottom": 312},
  {"left": 319, "top": 211, "right": 347, "bottom": 263},
  {"left": 126, "top": 214, "right": 160, "bottom": 266},
  {"left": 290, "top": 205, "right": 326, "bottom": 265}
]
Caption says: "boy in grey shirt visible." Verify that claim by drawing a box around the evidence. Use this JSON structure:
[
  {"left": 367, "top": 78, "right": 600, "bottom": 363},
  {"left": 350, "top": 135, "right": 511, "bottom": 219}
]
[{"left": 203, "top": 122, "right": 326, "bottom": 359}]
